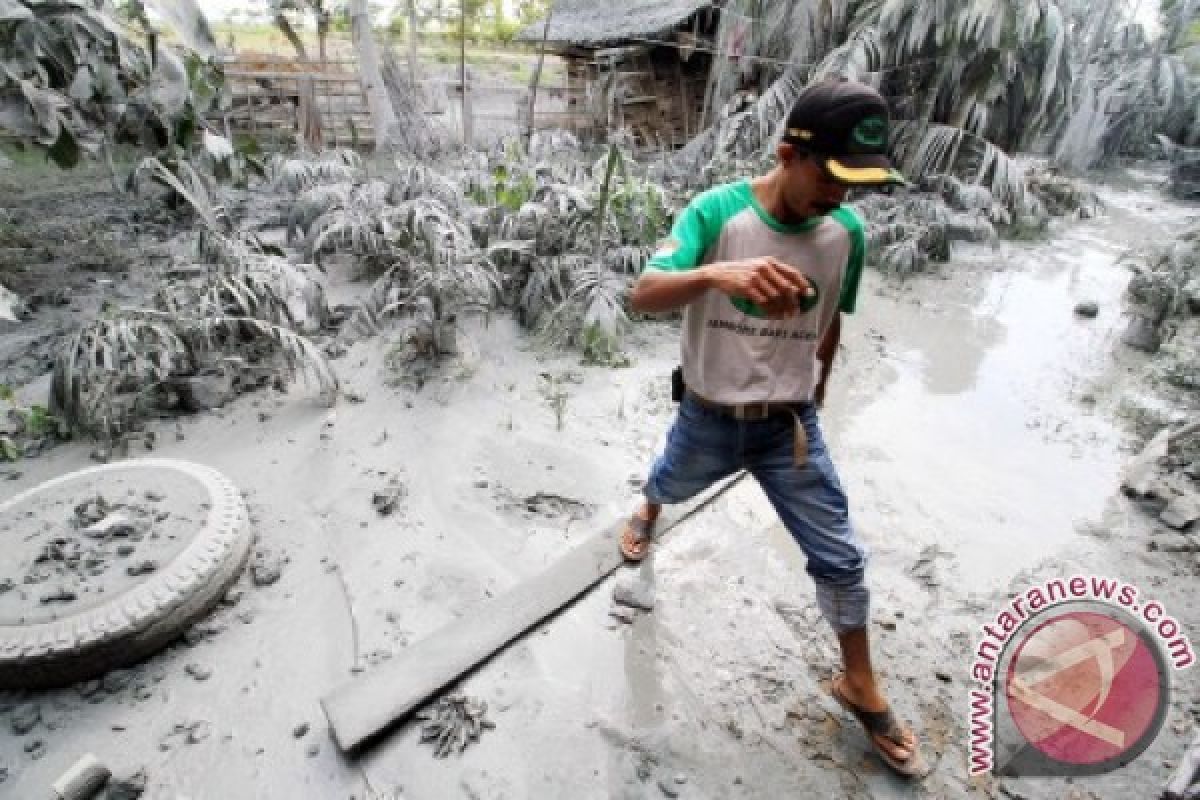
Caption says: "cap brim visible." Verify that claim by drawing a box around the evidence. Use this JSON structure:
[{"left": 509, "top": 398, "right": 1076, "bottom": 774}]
[{"left": 824, "top": 154, "right": 907, "bottom": 187}]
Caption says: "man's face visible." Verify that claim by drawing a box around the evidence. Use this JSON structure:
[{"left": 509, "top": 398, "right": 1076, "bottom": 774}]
[{"left": 780, "top": 148, "right": 849, "bottom": 219}]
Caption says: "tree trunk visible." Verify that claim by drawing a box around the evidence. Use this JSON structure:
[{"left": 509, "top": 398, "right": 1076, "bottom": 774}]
[
  {"left": 406, "top": 0, "right": 420, "bottom": 83},
  {"left": 460, "top": 2, "right": 472, "bottom": 146},
  {"left": 525, "top": 1, "right": 554, "bottom": 149},
  {"left": 274, "top": 12, "right": 309, "bottom": 60},
  {"left": 350, "top": 0, "right": 397, "bottom": 152}
]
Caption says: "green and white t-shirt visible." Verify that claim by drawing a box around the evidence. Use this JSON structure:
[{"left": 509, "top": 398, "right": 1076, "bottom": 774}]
[{"left": 645, "top": 179, "right": 865, "bottom": 405}]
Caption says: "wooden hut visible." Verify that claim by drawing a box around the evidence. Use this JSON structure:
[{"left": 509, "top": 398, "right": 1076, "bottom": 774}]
[{"left": 518, "top": 0, "right": 720, "bottom": 150}]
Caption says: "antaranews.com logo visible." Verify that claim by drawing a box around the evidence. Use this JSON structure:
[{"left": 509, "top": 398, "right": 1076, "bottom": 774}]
[{"left": 968, "top": 575, "right": 1195, "bottom": 777}]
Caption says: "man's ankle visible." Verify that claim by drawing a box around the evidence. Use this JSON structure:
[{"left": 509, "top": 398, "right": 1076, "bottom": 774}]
[{"left": 642, "top": 503, "right": 661, "bottom": 520}]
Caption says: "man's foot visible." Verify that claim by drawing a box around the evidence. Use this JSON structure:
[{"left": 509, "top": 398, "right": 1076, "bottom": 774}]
[
  {"left": 830, "top": 674, "right": 928, "bottom": 778},
  {"left": 619, "top": 507, "right": 657, "bottom": 562}
]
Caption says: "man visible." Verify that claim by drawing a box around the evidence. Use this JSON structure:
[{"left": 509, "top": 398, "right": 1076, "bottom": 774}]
[{"left": 619, "top": 80, "right": 926, "bottom": 778}]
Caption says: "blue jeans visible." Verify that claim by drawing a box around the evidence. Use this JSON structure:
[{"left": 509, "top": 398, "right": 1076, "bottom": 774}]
[{"left": 643, "top": 393, "right": 869, "bottom": 633}]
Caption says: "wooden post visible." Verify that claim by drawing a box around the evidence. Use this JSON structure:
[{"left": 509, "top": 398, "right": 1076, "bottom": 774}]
[{"left": 525, "top": 2, "right": 555, "bottom": 150}]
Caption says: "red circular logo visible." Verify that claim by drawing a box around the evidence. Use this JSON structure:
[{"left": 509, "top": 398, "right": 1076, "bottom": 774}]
[{"left": 1005, "top": 610, "right": 1165, "bottom": 768}]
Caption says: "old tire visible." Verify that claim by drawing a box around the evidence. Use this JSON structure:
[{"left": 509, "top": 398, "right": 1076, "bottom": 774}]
[{"left": 0, "top": 459, "right": 251, "bottom": 689}]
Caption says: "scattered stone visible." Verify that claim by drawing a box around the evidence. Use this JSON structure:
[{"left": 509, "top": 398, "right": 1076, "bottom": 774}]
[
  {"left": 935, "top": 670, "right": 953, "bottom": 683},
  {"left": 907, "top": 545, "right": 949, "bottom": 590},
  {"left": 40, "top": 587, "right": 77, "bottom": 604},
  {"left": 116, "top": 544, "right": 135, "bottom": 557},
  {"left": 251, "top": 553, "right": 283, "bottom": 587},
  {"left": 473, "top": 479, "right": 489, "bottom": 489},
  {"left": 222, "top": 588, "right": 244, "bottom": 606},
  {"left": 103, "top": 670, "right": 133, "bottom": 694},
  {"left": 1124, "top": 429, "right": 1172, "bottom": 498},
  {"left": 657, "top": 777, "right": 680, "bottom": 798},
  {"left": 1073, "top": 301, "right": 1099, "bottom": 318},
  {"left": 0, "top": 578, "right": 13, "bottom": 593},
  {"left": 293, "top": 723, "right": 310, "bottom": 738},
  {"left": 306, "top": 743, "right": 320, "bottom": 758},
  {"left": 609, "top": 607, "right": 635, "bottom": 625},
  {"left": 1161, "top": 492, "right": 1200, "bottom": 531},
  {"left": 83, "top": 512, "right": 137, "bottom": 539},
  {"left": 184, "top": 664, "right": 212, "bottom": 682},
  {"left": 11, "top": 702, "right": 40, "bottom": 735},
  {"left": 106, "top": 769, "right": 147, "bottom": 799},
  {"left": 372, "top": 482, "right": 407, "bottom": 516},
  {"left": 25, "top": 738, "right": 46, "bottom": 759},
  {"left": 187, "top": 720, "right": 212, "bottom": 744},
  {"left": 613, "top": 573, "right": 656, "bottom": 612},
  {"left": 144, "top": 490, "right": 164, "bottom": 502},
  {"left": 125, "top": 560, "right": 157, "bottom": 577}
]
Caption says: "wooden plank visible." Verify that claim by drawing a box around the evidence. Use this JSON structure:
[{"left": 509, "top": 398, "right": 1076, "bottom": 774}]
[{"left": 320, "top": 474, "right": 745, "bottom": 753}]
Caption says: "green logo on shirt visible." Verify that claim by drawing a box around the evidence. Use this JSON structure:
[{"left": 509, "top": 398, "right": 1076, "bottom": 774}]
[{"left": 730, "top": 282, "right": 820, "bottom": 318}]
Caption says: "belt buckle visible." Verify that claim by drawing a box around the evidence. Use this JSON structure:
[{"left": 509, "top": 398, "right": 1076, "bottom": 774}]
[{"left": 735, "top": 402, "right": 768, "bottom": 420}]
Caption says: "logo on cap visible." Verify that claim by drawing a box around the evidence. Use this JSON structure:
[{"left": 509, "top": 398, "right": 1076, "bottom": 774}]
[{"left": 851, "top": 116, "right": 887, "bottom": 150}]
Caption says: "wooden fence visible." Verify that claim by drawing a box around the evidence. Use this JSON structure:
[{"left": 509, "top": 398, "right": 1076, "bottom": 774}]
[{"left": 216, "top": 56, "right": 587, "bottom": 149}]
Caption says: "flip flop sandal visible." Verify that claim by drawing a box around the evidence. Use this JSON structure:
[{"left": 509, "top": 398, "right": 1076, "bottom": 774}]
[
  {"left": 619, "top": 514, "right": 655, "bottom": 562},
  {"left": 831, "top": 677, "right": 930, "bottom": 779}
]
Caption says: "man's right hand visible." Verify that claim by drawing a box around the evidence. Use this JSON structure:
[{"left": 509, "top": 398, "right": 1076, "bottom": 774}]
[{"left": 704, "top": 258, "right": 815, "bottom": 319}]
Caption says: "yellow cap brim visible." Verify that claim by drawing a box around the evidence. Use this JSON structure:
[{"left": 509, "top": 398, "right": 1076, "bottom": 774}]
[{"left": 825, "top": 158, "right": 907, "bottom": 187}]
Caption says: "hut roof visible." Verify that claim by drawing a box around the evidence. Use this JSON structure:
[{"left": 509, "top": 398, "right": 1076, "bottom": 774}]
[{"left": 517, "top": 0, "right": 714, "bottom": 48}]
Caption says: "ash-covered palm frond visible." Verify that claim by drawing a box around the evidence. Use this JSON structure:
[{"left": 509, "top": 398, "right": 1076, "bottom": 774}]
[
  {"left": 267, "top": 149, "right": 363, "bottom": 193},
  {"left": 130, "top": 157, "right": 230, "bottom": 235},
  {"left": 892, "top": 122, "right": 1041, "bottom": 218},
  {"left": 1024, "top": 163, "right": 1102, "bottom": 217},
  {"left": 339, "top": 264, "right": 414, "bottom": 343},
  {"left": 192, "top": 316, "right": 338, "bottom": 402},
  {"left": 877, "top": 239, "right": 928, "bottom": 276},
  {"left": 605, "top": 246, "right": 650, "bottom": 275},
  {"left": 156, "top": 273, "right": 294, "bottom": 327},
  {"left": 287, "top": 182, "right": 355, "bottom": 243},
  {"left": 390, "top": 160, "right": 464, "bottom": 209},
  {"left": 534, "top": 183, "right": 594, "bottom": 220},
  {"left": 50, "top": 313, "right": 192, "bottom": 437},
  {"left": 307, "top": 208, "right": 389, "bottom": 265},
  {"left": 517, "top": 257, "right": 569, "bottom": 330},
  {"left": 540, "top": 257, "right": 632, "bottom": 366}
]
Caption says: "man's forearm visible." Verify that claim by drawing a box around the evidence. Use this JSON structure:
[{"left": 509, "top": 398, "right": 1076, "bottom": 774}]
[{"left": 629, "top": 268, "right": 715, "bottom": 313}]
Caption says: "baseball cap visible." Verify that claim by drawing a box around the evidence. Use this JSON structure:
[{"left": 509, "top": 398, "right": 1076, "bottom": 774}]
[{"left": 781, "top": 80, "right": 906, "bottom": 187}]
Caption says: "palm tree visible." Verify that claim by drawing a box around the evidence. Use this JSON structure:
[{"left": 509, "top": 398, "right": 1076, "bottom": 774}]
[{"left": 694, "top": 0, "right": 1196, "bottom": 192}]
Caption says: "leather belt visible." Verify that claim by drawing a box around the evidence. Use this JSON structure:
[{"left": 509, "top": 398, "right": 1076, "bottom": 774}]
[{"left": 685, "top": 390, "right": 801, "bottom": 421}]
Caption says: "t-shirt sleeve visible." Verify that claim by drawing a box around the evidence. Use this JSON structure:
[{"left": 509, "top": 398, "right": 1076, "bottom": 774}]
[
  {"left": 644, "top": 199, "right": 713, "bottom": 273},
  {"left": 831, "top": 207, "right": 866, "bottom": 314}
]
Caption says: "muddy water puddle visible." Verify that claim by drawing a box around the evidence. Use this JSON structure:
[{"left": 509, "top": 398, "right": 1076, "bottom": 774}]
[{"left": 818, "top": 187, "right": 1198, "bottom": 591}]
